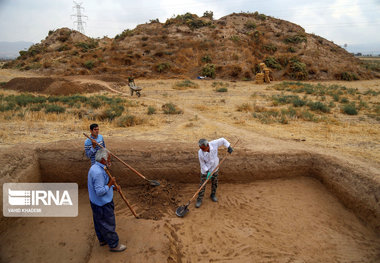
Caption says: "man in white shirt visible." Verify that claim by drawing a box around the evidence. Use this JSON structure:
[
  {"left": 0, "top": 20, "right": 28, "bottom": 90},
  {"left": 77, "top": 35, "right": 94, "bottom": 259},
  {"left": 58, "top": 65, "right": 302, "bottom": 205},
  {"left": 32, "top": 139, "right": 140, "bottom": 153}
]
[{"left": 196, "top": 138, "right": 233, "bottom": 208}]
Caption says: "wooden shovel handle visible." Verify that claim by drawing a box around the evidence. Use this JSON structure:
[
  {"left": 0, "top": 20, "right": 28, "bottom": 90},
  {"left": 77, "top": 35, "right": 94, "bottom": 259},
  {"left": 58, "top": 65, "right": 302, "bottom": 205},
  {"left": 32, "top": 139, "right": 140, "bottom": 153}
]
[
  {"left": 104, "top": 167, "right": 138, "bottom": 218},
  {"left": 83, "top": 133, "right": 149, "bottom": 181}
]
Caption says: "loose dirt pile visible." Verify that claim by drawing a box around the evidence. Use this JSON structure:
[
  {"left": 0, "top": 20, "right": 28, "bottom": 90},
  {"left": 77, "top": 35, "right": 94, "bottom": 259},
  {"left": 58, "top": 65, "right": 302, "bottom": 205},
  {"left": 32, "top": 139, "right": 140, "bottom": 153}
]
[
  {"left": 2, "top": 77, "right": 106, "bottom": 95},
  {"left": 130, "top": 180, "right": 181, "bottom": 220}
]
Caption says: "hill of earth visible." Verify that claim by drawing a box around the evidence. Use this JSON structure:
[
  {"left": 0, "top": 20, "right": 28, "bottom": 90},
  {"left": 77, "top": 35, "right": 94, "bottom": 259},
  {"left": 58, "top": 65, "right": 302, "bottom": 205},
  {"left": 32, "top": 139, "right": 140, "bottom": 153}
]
[{"left": 3, "top": 12, "right": 377, "bottom": 80}]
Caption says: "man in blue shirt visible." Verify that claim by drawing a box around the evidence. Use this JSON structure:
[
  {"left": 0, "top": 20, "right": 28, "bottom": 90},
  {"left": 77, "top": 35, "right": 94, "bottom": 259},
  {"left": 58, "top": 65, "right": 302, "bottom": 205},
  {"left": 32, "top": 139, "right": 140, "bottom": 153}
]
[
  {"left": 85, "top": 123, "right": 105, "bottom": 165},
  {"left": 88, "top": 148, "right": 126, "bottom": 252}
]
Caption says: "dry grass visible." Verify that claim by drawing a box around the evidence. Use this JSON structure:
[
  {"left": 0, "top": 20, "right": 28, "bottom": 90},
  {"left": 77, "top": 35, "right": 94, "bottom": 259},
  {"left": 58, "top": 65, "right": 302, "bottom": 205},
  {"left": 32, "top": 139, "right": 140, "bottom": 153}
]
[{"left": 1, "top": 76, "right": 379, "bottom": 165}]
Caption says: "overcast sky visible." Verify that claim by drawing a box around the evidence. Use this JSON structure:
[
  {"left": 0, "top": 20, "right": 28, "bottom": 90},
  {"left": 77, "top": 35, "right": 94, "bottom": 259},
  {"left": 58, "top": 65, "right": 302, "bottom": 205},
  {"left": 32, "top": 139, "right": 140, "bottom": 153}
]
[{"left": 0, "top": 0, "right": 379, "bottom": 53}]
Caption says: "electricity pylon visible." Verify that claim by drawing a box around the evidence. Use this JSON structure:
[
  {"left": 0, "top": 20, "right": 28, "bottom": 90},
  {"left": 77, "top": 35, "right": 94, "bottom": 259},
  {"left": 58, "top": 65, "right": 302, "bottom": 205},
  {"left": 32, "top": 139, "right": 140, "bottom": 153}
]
[{"left": 71, "top": 1, "right": 87, "bottom": 34}]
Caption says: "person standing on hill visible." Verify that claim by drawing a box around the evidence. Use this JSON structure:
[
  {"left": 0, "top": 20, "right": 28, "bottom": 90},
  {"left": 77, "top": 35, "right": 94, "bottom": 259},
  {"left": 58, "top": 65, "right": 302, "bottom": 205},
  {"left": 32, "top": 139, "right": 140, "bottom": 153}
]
[
  {"left": 85, "top": 123, "right": 105, "bottom": 165},
  {"left": 196, "top": 138, "right": 233, "bottom": 208}
]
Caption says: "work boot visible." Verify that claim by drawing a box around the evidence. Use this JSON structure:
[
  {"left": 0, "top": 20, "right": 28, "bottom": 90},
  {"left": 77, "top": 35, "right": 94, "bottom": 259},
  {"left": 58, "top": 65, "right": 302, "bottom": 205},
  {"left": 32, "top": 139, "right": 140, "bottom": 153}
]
[
  {"left": 110, "top": 243, "right": 126, "bottom": 252},
  {"left": 195, "top": 199, "right": 202, "bottom": 208},
  {"left": 210, "top": 194, "right": 218, "bottom": 202}
]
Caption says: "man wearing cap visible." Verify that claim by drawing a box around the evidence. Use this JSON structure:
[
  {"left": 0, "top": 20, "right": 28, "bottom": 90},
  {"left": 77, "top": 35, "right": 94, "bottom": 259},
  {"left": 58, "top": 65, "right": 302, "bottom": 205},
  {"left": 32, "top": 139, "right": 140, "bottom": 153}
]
[
  {"left": 196, "top": 138, "right": 233, "bottom": 208},
  {"left": 85, "top": 123, "right": 105, "bottom": 165}
]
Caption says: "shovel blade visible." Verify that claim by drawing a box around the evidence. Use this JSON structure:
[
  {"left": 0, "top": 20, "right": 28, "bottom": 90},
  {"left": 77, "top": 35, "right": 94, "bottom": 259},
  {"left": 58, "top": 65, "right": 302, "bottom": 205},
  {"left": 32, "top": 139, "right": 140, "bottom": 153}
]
[
  {"left": 149, "top": 180, "right": 160, "bottom": 186},
  {"left": 175, "top": 205, "right": 189, "bottom": 217}
]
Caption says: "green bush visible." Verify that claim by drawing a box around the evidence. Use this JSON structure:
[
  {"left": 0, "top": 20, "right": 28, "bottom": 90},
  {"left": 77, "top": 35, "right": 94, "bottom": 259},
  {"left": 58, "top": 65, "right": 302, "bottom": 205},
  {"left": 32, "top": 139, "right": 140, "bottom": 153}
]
[
  {"left": 3, "top": 94, "right": 46, "bottom": 107},
  {"left": 164, "top": 12, "right": 211, "bottom": 29},
  {"left": 203, "top": 11, "right": 213, "bottom": 19},
  {"left": 340, "top": 72, "right": 359, "bottom": 81},
  {"left": 76, "top": 39, "right": 98, "bottom": 51},
  {"left": 374, "top": 105, "right": 380, "bottom": 115},
  {"left": 264, "top": 57, "right": 282, "bottom": 70},
  {"left": 216, "top": 87, "right": 228, "bottom": 92},
  {"left": 340, "top": 97, "right": 349, "bottom": 103},
  {"left": 162, "top": 103, "right": 183, "bottom": 114},
  {"left": 272, "top": 94, "right": 304, "bottom": 106},
  {"left": 115, "top": 29, "right": 134, "bottom": 40},
  {"left": 84, "top": 60, "right": 95, "bottom": 69},
  {"left": 58, "top": 45, "right": 71, "bottom": 52},
  {"left": 156, "top": 63, "right": 171, "bottom": 73},
  {"left": 292, "top": 97, "right": 307, "bottom": 107},
  {"left": 253, "top": 12, "right": 266, "bottom": 21},
  {"left": 263, "top": 44, "right": 277, "bottom": 53},
  {"left": 201, "top": 64, "right": 216, "bottom": 78},
  {"left": 187, "top": 19, "right": 210, "bottom": 29},
  {"left": 244, "top": 21, "right": 256, "bottom": 30},
  {"left": 284, "top": 34, "right": 307, "bottom": 44},
  {"left": 87, "top": 98, "right": 102, "bottom": 109},
  {"left": 201, "top": 55, "right": 212, "bottom": 63},
  {"left": 289, "top": 58, "right": 308, "bottom": 80},
  {"left": 230, "top": 35, "right": 240, "bottom": 42},
  {"left": 308, "top": 101, "right": 330, "bottom": 113},
  {"left": 363, "top": 89, "right": 380, "bottom": 96},
  {"left": 100, "top": 105, "right": 124, "bottom": 121},
  {"left": 147, "top": 106, "right": 156, "bottom": 115},
  {"left": 19, "top": 50, "right": 28, "bottom": 57},
  {"left": 342, "top": 104, "right": 358, "bottom": 115},
  {"left": 57, "top": 30, "right": 71, "bottom": 42},
  {"left": 45, "top": 105, "right": 65, "bottom": 114},
  {"left": 0, "top": 102, "right": 16, "bottom": 112}
]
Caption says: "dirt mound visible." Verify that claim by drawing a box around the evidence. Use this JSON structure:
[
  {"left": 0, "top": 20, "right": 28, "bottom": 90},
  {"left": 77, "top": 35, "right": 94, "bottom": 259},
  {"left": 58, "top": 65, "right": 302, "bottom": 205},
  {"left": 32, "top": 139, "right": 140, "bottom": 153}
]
[
  {"left": 131, "top": 180, "right": 181, "bottom": 220},
  {"left": 2, "top": 77, "right": 106, "bottom": 95},
  {"left": 3, "top": 13, "right": 375, "bottom": 80}
]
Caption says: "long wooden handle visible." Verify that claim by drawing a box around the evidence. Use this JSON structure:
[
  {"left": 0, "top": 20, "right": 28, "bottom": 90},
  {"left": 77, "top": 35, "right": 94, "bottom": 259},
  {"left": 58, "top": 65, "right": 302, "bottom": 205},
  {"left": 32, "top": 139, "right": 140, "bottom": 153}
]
[
  {"left": 84, "top": 133, "right": 149, "bottom": 181},
  {"left": 188, "top": 139, "right": 239, "bottom": 204},
  {"left": 104, "top": 167, "right": 138, "bottom": 218}
]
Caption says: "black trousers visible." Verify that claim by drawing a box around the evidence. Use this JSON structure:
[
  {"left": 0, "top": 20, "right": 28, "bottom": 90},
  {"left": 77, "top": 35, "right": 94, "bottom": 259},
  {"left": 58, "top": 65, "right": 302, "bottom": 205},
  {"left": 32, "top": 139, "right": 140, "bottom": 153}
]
[{"left": 90, "top": 200, "right": 119, "bottom": 248}]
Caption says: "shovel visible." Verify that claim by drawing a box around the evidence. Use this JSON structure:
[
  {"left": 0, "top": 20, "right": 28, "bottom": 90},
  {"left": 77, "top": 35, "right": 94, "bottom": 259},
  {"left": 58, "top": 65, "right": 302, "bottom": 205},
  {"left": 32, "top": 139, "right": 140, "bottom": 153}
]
[
  {"left": 176, "top": 139, "right": 239, "bottom": 217},
  {"left": 83, "top": 133, "right": 160, "bottom": 186},
  {"left": 104, "top": 167, "right": 139, "bottom": 219}
]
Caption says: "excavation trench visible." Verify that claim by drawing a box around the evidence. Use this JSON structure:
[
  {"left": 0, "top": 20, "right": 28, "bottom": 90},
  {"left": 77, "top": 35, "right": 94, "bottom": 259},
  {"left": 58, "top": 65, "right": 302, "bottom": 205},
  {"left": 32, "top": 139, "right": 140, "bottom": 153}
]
[{"left": 0, "top": 139, "right": 379, "bottom": 262}]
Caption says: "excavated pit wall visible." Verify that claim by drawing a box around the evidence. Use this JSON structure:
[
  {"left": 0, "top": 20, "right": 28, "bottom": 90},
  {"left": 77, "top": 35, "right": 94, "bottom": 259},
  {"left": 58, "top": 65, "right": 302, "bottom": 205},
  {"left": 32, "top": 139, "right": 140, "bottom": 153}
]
[{"left": 0, "top": 139, "right": 379, "bottom": 234}]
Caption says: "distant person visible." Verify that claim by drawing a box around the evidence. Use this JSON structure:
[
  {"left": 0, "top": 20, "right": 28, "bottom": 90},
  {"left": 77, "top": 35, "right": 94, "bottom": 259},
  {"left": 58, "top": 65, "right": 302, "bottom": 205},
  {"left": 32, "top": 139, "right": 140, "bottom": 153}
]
[
  {"left": 84, "top": 123, "right": 105, "bottom": 165},
  {"left": 128, "top": 77, "right": 142, "bottom": 97},
  {"left": 88, "top": 148, "right": 126, "bottom": 252},
  {"left": 196, "top": 138, "right": 233, "bottom": 208}
]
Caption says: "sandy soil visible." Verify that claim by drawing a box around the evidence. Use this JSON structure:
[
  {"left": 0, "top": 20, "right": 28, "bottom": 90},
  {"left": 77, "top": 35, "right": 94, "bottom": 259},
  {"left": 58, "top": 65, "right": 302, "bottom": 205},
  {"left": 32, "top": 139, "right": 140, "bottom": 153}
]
[
  {"left": 0, "top": 70, "right": 379, "bottom": 262},
  {"left": 1, "top": 178, "right": 380, "bottom": 263}
]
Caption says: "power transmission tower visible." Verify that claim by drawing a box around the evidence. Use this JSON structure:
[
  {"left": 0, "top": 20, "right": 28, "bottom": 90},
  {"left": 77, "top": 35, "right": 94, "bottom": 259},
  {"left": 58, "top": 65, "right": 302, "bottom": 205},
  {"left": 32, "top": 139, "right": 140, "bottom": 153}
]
[{"left": 71, "top": 1, "right": 87, "bottom": 34}]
